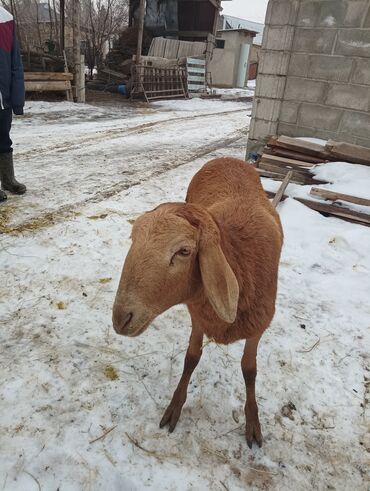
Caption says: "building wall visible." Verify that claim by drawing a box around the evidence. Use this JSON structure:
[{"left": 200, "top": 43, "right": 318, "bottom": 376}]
[
  {"left": 209, "top": 30, "right": 253, "bottom": 87},
  {"left": 247, "top": 0, "right": 370, "bottom": 154}
]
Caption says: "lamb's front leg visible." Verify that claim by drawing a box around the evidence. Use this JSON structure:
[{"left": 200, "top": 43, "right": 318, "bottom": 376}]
[
  {"left": 160, "top": 327, "right": 203, "bottom": 432},
  {"left": 241, "top": 334, "right": 262, "bottom": 448}
]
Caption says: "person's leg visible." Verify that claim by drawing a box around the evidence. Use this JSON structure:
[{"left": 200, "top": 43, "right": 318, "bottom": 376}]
[{"left": 0, "top": 109, "right": 26, "bottom": 195}]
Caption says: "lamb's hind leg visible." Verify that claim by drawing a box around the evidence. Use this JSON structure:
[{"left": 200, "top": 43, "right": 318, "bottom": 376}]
[
  {"left": 160, "top": 327, "right": 203, "bottom": 432},
  {"left": 241, "top": 334, "right": 262, "bottom": 448}
]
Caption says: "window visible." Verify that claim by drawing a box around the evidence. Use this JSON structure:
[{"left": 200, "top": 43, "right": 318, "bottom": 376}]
[{"left": 216, "top": 39, "right": 225, "bottom": 49}]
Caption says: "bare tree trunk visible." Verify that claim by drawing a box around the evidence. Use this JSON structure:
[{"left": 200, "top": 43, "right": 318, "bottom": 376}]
[
  {"left": 136, "top": 0, "right": 145, "bottom": 64},
  {"left": 52, "top": 0, "right": 60, "bottom": 51},
  {"left": 47, "top": 0, "right": 53, "bottom": 44},
  {"left": 60, "top": 0, "right": 65, "bottom": 52},
  {"left": 34, "top": 0, "right": 43, "bottom": 48},
  {"left": 73, "top": 0, "right": 82, "bottom": 101}
]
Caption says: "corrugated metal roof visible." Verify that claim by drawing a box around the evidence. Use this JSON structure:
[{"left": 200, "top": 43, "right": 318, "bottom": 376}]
[{"left": 220, "top": 15, "right": 264, "bottom": 45}]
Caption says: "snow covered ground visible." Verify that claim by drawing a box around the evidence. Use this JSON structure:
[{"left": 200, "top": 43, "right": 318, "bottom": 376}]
[{"left": 1, "top": 98, "right": 369, "bottom": 491}]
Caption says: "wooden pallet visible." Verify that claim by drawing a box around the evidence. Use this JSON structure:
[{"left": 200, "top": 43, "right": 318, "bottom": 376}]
[
  {"left": 131, "top": 64, "right": 188, "bottom": 103},
  {"left": 24, "top": 72, "right": 73, "bottom": 101}
]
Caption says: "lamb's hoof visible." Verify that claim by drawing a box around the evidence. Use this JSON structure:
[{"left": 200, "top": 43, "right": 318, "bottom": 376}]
[
  {"left": 159, "top": 400, "right": 184, "bottom": 433},
  {"left": 246, "top": 420, "right": 263, "bottom": 449}
]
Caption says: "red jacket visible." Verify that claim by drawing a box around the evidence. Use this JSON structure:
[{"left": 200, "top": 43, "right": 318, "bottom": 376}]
[{"left": 0, "top": 7, "right": 25, "bottom": 115}]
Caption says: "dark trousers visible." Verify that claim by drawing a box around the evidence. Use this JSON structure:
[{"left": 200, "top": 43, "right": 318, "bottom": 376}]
[{"left": 0, "top": 108, "right": 13, "bottom": 154}]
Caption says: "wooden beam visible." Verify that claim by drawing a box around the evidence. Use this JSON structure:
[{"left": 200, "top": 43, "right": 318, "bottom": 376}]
[
  {"left": 267, "top": 135, "right": 331, "bottom": 160},
  {"left": 296, "top": 198, "right": 370, "bottom": 226},
  {"left": 272, "top": 171, "right": 293, "bottom": 207},
  {"left": 178, "top": 31, "right": 211, "bottom": 38},
  {"left": 261, "top": 153, "right": 315, "bottom": 169},
  {"left": 25, "top": 81, "right": 72, "bottom": 91},
  {"left": 325, "top": 140, "right": 370, "bottom": 167},
  {"left": 265, "top": 146, "right": 326, "bottom": 164},
  {"left": 310, "top": 187, "right": 370, "bottom": 207},
  {"left": 24, "top": 72, "right": 73, "bottom": 81},
  {"left": 258, "top": 161, "right": 328, "bottom": 185}
]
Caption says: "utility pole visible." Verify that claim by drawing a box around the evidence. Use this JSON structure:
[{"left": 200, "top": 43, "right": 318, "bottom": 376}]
[
  {"left": 136, "top": 0, "right": 145, "bottom": 64},
  {"left": 72, "top": 0, "right": 82, "bottom": 102}
]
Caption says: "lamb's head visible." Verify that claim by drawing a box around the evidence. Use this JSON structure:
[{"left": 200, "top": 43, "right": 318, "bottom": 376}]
[{"left": 112, "top": 203, "right": 239, "bottom": 337}]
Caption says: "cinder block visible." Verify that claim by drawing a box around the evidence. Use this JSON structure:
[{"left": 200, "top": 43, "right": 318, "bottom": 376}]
[
  {"left": 287, "top": 53, "right": 310, "bottom": 77},
  {"left": 340, "top": 110, "right": 370, "bottom": 139},
  {"left": 248, "top": 118, "right": 278, "bottom": 141},
  {"left": 309, "top": 54, "right": 353, "bottom": 82},
  {"left": 284, "top": 77, "right": 327, "bottom": 103},
  {"left": 335, "top": 29, "right": 370, "bottom": 57},
  {"left": 364, "top": 5, "right": 370, "bottom": 27},
  {"left": 325, "top": 83, "right": 370, "bottom": 110},
  {"left": 254, "top": 98, "right": 282, "bottom": 121},
  {"left": 354, "top": 135, "right": 370, "bottom": 149},
  {"left": 277, "top": 122, "right": 337, "bottom": 141},
  {"left": 293, "top": 28, "right": 337, "bottom": 53},
  {"left": 351, "top": 58, "right": 370, "bottom": 85},
  {"left": 264, "top": 26, "right": 295, "bottom": 51},
  {"left": 345, "top": 1, "right": 370, "bottom": 27},
  {"left": 296, "top": 1, "right": 321, "bottom": 27},
  {"left": 258, "top": 51, "right": 290, "bottom": 75},
  {"left": 317, "top": 1, "right": 346, "bottom": 27},
  {"left": 279, "top": 101, "right": 300, "bottom": 123},
  {"left": 276, "top": 122, "right": 300, "bottom": 137},
  {"left": 255, "top": 74, "right": 286, "bottom": 99},
  {"left": 266, "top": 0, "right": 299, "bottom": 26},
  {"left": 298, "top": 103, "right": 343, "bottom": 131}
]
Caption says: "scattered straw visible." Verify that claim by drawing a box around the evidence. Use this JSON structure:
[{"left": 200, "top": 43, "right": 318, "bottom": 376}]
[
  {"left": 99, "top": 278, "right": 112, "bottom": 284},
  {"left": 23, "top": 471, "right": 41, "bottom": 491},
  {"left": 297, "top": 337, "right": 320, "bottom": 353},
  {"left": 89, "top": 425, "right": 117, "bottom": 444}
]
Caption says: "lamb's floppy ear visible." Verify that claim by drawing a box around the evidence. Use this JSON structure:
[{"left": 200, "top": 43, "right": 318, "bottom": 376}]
[
  {"left": 199, "top": 240, "right": 239, "bottom": 323},
  {"left": 176, "top": 204, "right": 239, "bottom": 323}
]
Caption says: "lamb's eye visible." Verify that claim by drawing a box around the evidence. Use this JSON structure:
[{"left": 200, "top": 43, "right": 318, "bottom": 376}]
[
  {"left": 170, "top": 247, "right": 191, "bottom": 265},
  {"left": 178, "top": 248, "right": 191, "bottom": 257}
]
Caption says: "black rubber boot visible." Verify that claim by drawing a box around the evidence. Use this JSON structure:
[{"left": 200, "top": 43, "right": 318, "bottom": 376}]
[
  {"left": 0, "top": 189, "right": 7, "bottom": 202},
  {"left": 0, "top": 153, "right": 26, "bottom": 195}
]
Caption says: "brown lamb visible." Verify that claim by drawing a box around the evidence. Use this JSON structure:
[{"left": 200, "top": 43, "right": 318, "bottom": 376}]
[{"left": 112, "top": 157, "right": 283, "bottom": 447}]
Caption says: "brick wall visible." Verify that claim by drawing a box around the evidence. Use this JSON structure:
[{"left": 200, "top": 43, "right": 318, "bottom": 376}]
[{"left": 247, "top": 0, "right": 370, "bottom": 154}]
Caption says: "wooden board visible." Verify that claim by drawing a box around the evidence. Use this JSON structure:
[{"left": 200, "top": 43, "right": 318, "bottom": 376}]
[
  {"left": 265, "top": 146, "right": 326, "bottom": 164},
  {"left": 296, "top": 198, "right": 370, "bottom": 226},
  {"left": 267, "top": 135, "right": 331, "bottom": 160},
  {"left": 256, "top": 168, "right": 310, "bottom": 186},
  {"left": 264, "top": 189, "right": 370, "bottom": 226},
  {"left": 24, "top": 72, "right": 73, "bottom": 81},
  {"left": 272, "top": 171, "right": 293, "bottom": 207},
  {"left": 258, "top": 161, "right": 328, "bottom": 185},
  {"left": 310, "top": 187, "right": 370, "bottom": 207},
  {"left": 261, "top": 153, "right": 315, "bottom": 169},
  {"left": 25, "top": 80, "right": 72, "bottom": 92},
  {"left": 325, "top": 140, "right": 370, "bottom": 167}
]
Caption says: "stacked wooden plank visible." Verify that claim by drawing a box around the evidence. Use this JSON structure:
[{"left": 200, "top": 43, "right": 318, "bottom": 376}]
[
  {"left": 257, "top": 135, "right": 370, "bottom": 226},
  {"left": 24, "top": 72, "right": 73, "bottom": 101}
]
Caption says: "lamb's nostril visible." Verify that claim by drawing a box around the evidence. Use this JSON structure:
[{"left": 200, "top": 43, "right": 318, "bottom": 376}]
[
  {"left": 113, "top": 307, "right": 133, "bottom": 335},
  {"left": 122, "top": 312, "right": 133, "bottom": 329}
]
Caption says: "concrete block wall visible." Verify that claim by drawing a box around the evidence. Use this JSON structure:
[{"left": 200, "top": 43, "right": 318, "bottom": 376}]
[{"left": 247, "top": 0, "right": 370, "bottom": 154}]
